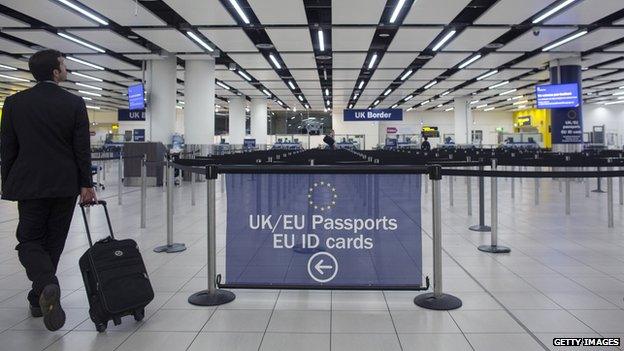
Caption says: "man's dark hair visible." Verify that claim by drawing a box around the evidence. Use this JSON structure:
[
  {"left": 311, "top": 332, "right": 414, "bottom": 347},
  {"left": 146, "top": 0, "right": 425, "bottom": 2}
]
[{"left": 28, "top": 49, "right": 63, "bottom": 82}]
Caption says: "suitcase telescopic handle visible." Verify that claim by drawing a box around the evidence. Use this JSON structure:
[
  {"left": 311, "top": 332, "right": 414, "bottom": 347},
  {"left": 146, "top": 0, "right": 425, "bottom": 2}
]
[{"left": 80, "top": 200, "right": 115, "bottom": 247}]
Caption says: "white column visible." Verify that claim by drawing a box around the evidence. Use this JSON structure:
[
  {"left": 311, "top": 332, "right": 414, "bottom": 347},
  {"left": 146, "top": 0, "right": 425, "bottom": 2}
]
[
  {"left": 250, "top": 98, "right": 268, "bottom": 145},
  {"left": 454, "top": 97, "right": 471, "bottom": 144},
  {"left": 184, "top": 59, "right": 215, "bottom": 145},
  {"left": 146, "top": 55, "right": 176, "bottom": 144},
  {"left": 228, "top": 96, "right": 246, "bottom": 145}
]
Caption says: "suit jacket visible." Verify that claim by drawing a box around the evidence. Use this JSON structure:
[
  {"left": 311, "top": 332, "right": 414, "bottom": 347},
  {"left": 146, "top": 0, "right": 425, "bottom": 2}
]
[{"left": 1, "top": 82, "right": 93, "bottom": 201}]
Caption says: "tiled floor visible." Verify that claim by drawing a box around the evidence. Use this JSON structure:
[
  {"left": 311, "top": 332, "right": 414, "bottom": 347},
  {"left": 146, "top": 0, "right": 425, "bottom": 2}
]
[{"left": 1, "top": 164, "right": 624, "bottom": 350}]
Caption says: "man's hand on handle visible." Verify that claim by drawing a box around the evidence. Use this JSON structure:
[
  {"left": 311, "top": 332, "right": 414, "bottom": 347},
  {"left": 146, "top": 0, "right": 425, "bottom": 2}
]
[{"left": 80, "top": 187, "right": 97, "bottom": 206}]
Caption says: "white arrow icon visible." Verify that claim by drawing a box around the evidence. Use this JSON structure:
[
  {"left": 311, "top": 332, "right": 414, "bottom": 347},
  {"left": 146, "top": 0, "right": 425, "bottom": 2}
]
[
  {"left": 315, "top": 259, "right": 333, "bottom": 275},
  {"left": 307, "top": 252, "right": 338, "bottom": 283}
]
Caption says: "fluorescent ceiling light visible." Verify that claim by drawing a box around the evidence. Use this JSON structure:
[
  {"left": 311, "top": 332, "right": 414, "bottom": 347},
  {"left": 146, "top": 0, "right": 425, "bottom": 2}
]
[
  {"left": 305, "top": 104, "right": 309, "bottom": 109},
  {"left": 500, "top": 89, "right": 517, "bottom": 96},
  {"left": 476, "top": 70, "right": 498, "bottom": 81},
  {"left": 85, "top": 105, "right": 100, "bottom": 110},
  {"left": 276, "top": 100, "right": 283, "bottom": 106},
  {"left": 404, "top": 95, "right": 414, "bottom": 101},
  {"left": 353, "top": 93, "right": 359, "bottom": 99},
  {"left": 66, "top": 56, "right": 104, "bottom": 70},
  {"left": 82, "top": 96, "right": 92, "bottom": 101},
  {"left": 436, "top": 104, "right": 443, "bottom": 108},
  {"left": 238, "top": 70, "right": 252, "bottom": 81},
  {"left": 458, "top": 54, "right": 482, "bottom": 69},
  {"left": 0, "top": 74, "right": 29, "bottom": 82},
  {"left": 318, "top": 30, "right": 325, "bottom": 52},
  {"left": 269, "top": 54, "right": 282, "bottom": 69},
  {"left": 79, "top": 90, "right": 101, "bottom": 97},
  {"left": 58, "top": 32, "right": 105, "bottom": 53},
  {"left": 484, "top": 107, "right": 495, "bottom": 112},
  {"left": 391, "top": 104, "right": 398, "bottom": 108},
  {"left": 358, "top": 80, "right": 365, "bottom": 89},
  {"left": 288, "top": 81, "right": 295, "bottom": 90},
  {"left": 71, "top": 71, "right": 102, "bottom": 82},
  {"left": 57, "top": 0, "right": 108, "bottom": 25},
  {"left": 605, "top": 100, "right": 624, "bottom": 105},
  {"left": 384, "top": 88, "right": 392, "bottom": 96},
  {"left": 186, "top": 31, "right": 214, "bottom": 52},
  {"left": 432, "top": 30, "right": 457, "bottom": 51},
  {"left": 216, "top": 81, "right": 230, "bottom": 90},
  {"left": 476, "top": 104, "right": 488, "bottom": 109},
  {"left": 229, "top": 0, "right": 250, "bottom": 24},
  {"left": 407, "top": 107, "right": 413, "bottom": 111},
  {"left": 326, "top": 100, "right": 330, "bottom": 106},
  {"left": 373, "top": 100, "right": 380, "bottom": 106},
  {"left": 76, "top": 82, "right": 102, "bottom": 90},
  {"left": 613, "top": 91, "right": 624, "bottom": 96},
  {"left": 489, "top": 81, "right": 509, "bottom": 89},
  {"left": 389, "top": 0, "right": 406, "bottom": 23},
  {"left": 368, "top": 53, "right": 378, "bottom": 69},
  {"left": 298, "top": 95, "right": 304, "bottom": 101},
  {"left": 513, "top": 100, "right": 529, "bottom": 105},
  {"left": 511, "top": 95, "right": 523, "bottom": 100},
  {"left": 470, "top": 100, "right": 480, "bottom": 104},
  {"left": 176, "top": 105, "right": 183, "bottom": 110},
  {"left": 532, "top": 0, "right": 576, "bottom": 24},
  {"left": 0, "top": 64, "right": 17, "bottom": 71},
  {"left": 325, "top": 88, "right": 329, "bottom": 96},
  {"left": 445, "top": 107, "right": 454, "bottom": 112},
  {"left": 441, "top": 91, "right": 450, "bottom": 96},
  {"left": 420, "top": 100, "right": 430, "bottom": 106},
  {"left": 424, "top": 80, "right": 438, "bottom": 89},
  {"left": 348, "top": 104, "right": 353, "bottom": 109},
  {"left": 542, "top": 30, "right": 588, "bottom": 52},
  {"left": 400, "top": 70, "right": 413, "bottom": 81}
]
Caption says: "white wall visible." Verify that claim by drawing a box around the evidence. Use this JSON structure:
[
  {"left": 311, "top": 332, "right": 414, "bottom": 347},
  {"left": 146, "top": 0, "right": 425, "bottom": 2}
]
[
  {"left": 333, "top": 110, "right": 513, "bottom": 149},
  {"left": 582, "top": 104, "right": 624, "bottom": 146}
]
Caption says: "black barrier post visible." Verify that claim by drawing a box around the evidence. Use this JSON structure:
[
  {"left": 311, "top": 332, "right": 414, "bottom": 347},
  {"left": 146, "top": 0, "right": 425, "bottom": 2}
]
[
  {"left": 414, "top": 165, "right": 462, "bottom": 310},
  {"left": 469, "top": 159, "right": 491, "bottom": 232},
  {"left": 140, "top": 155, "right": 147, "bottom": 228},
  {"left": 478, "top": 159, "right": 510, "bottom": 254},
  {"left": 593, "top": 167, "right": 605, "bottom": 193},
  {"left": 466, "top": 156, "right": 472, "bottom": 216},
  {"left": 189, "top": 165, "right": 236, "bottom": 306},
  {"left": 117, "top": 153, "right": 123, "bottom": 205},
  {"left": 154, "top": 160, "right": 186, "bottom": 253},
  {"left": 608, "top": 177, "right": 614, "bottom": 228}
]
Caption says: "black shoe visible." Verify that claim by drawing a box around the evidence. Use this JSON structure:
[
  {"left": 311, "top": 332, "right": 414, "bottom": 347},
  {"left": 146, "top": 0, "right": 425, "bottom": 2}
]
[
  {"left": 38, "top": 284, "right": 65, "bottom": 331},
  {"left": 30, "top": 305, "right": 42, "bottom": 318}
]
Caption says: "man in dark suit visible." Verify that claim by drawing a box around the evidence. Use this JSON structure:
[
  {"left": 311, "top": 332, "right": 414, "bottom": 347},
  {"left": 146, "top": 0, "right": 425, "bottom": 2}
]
[{"left": 1, "top": 49, "right": 97, "bottom": 331}]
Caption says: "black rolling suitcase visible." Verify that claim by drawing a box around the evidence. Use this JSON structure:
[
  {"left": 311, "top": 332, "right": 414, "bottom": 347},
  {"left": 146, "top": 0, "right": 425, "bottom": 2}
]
[{"left": 78, "top": 200, "right": 154, "bottom": 332}]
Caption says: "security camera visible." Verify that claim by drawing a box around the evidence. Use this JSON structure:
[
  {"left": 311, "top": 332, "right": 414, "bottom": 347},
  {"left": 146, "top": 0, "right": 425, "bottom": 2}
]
[{"left": 532, "top": 27, "right": 541, "bottom": 36}]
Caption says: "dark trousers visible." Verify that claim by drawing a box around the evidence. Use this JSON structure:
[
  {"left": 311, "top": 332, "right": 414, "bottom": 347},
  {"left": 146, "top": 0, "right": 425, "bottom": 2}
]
[{"left": 16, "top": 197, "right": 77, "bottom": 306}]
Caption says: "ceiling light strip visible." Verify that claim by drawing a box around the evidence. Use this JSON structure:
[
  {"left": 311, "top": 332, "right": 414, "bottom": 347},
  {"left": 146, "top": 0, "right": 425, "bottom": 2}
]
[
  {"left": 532, "top": 0, "right": 576, "bottom": 24},
  {"left": 58, "top": 32, "right": 105, "bottom": 53},
  {"left": 57, "top": 0, "right": 108, "bottom": 25},
  {"left": 542, "top": 30, "right": 588, "bottom": 52},
  {"left": 432, "top": 30, "right": 457, "bottom": 51}
]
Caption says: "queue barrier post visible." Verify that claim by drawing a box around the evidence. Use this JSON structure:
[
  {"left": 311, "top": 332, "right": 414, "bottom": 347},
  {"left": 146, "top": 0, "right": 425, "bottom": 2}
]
[
  {"left": 140, "top": 155, "right": 147, "bottom": 229},
  {"left": 619, "top": 172, "right": 623, "bottom": 206},
  {"left": 469, "top": 159, "right": 490, "bottom": 232},
  {"left": 189, "top": 165, "right": 236, "bottom": 306},
  {"left": 478, "top": 159, "right": 510, "bottom": 254},
  {"left": 608, "top": 177, "right": 614, "bottom": 228},
  {"left": 593, "top": 167, "right": 605, "bottom": 193},
  {"left": 117, "top": 153, "right": 123, "bottom": 205},
  {"left": 449, "top": 172, "right": 454, "bottom": 207},
  {"left": 466, "top": 156, "right": 472, "bottom": 216},
  {"left": 162, "top": 156, "right": 167, "bottom": 193},
  {"left": 414, "top": 165, "right": 462, "bottom": 310},
  {"left": 191, "top": 170, "right": 196, "bottom": 206},
  {"left": 154, "top": 160, "right": 186, "bottom": 253},
  {"left": 585, "top": 177, "right": 590, "bottom": 198},
  {"left": 565, "top": 179, "right": 571, "bottom": 215},
  {"left": 102, "top": 160, "right": 106, "bottom": 181}
]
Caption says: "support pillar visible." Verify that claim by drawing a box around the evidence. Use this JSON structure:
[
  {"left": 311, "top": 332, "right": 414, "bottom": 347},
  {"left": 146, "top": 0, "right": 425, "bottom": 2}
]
[
  {"left": 229, "top": 96, "right": 246, "bottom": 145},
  {"left": 454, "top": 97, "right": 471, "bottom": 145},
  {"left": 250, "top": 98, "right": 268, "bottom": 146},
  {"left": 146, "top": 55, "right": 177, "bottom": 144},
  {"left": 549, "top": 56, "right": 583, "bottom": 153},
  {"left": 185, "top": 59, "right": 215, "bottom": 145}
]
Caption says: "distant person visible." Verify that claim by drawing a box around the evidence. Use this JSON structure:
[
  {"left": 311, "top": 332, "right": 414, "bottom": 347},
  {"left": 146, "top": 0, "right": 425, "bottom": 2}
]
[
  {"left": 323, "top": 129, "right": 336, "bottom": 149},
  {"left": 421, "top": 136, "right": 431, "bottom": 151},
  {"left": 0, "top": 50, "right": 97, "bottom": 331}
]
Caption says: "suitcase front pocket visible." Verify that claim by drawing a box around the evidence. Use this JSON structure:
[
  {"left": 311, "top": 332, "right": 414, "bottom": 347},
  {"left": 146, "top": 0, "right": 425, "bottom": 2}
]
[{"left": 99, "top": 268, "right": 154, "bottom": 314}]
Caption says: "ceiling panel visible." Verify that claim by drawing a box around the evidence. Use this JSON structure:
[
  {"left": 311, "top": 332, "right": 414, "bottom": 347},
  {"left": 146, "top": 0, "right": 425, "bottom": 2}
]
[
  {"left": 0, "top": 13, "right": 28, "bottom": 27},
  {"left": 247, "top": 0, "right": 308, "bottom": 24},
  {"left": 445, "top": 27, "right": 509, "bottom": 51},
  {"left": 584, "top": 70, "right": 618, "bottom": 79},
  {"left": 403, "top": 0, "right": 471, "bottom": 24},
  {"left": 0, "top": 56, "right": 29, "bottom": 70},
  {"left": 280, "top": 53, "right": 317, "bottom": 69},
  {"left": 0, "top": 37, "right": 35, "bottom": 54},
  {"left": 469, "top": 53, "right": 522, "bottom": 69},
  {"left": 245, "top": 69, "right": 281, "bottom": 81},
  {"left": 423, "top": 53, "right": 470, "bottom": 69},
  {"left": 67, "top": 29, "right": 150, "bottom": 53},
  {"left": 377, "top": 53, "right": 416, "bottom": 69},
  {"left": 551, "top": 29, "right": 624, "bottom": 52},
  {"left": 501, "top": 28, "right": 576, "bottom": 52},
  {"left": 546, "top": 0, "right": 624, "bottom": 25},
  {"left": 333, "top": 70, "right": 359, "bottom": 80},
  {"left": 333, "top": 0, "right": 385, "bottom": 25},
  {"left": 119, "top": 70, "right": 143, "bottom": 79},
  {"left": 176, "top": 54, "right": 214, "bottom": 60},
  {"left": 265, "top": 28, "right": 314, "bottom": 52},
  {"left": 481, "top": 69, "right": 532, "bottom": 81},
  {"left": 332, "top": 28, "right": 376, "bottom": 51},
  {"left": 133, "top": 29, "right": 204, "bottom": 53},
  {"left": 5, "top": 29, "right": 98, "bottom": 53},
  {"left": 215, "top": 70, "right": 245, "bottom": 82},
  {"left": 605, "top": 42, "right": 624, "bottom": 52},
  {"left": 200, "top": 28, "right": 257, "bottom": 52},
  {"left": 598, "top": 61, "right": 624, "bottom": 70},
  {"left": 78, "top": 0, "right": 165, "bottom": 25},
  {"left": 0, "top": 0, "right": 97, "bottom": 26},
  {"left": 333, "top": 53, "right": 366, "bottom": 69},
  {"left": 475, "top": 0, "right": 558, "bottom": 24},
  {"left": 370, "top": 69, "right": 403, "bottom": 80},
  {"left": 163, "top": 0, "right": 235, "bottom": 25},
  {"left": 387, "top": 27, "right": 442, "bottom": 52},
  {"left": 70, "top": 70, "right": 135, "bottom": 82},
  {"left": 408, "top": 69, "right": 446, "bottom": 81},
  {"left": 449, "top": 69, "right": 489, "bottom": 81},
  {"left": 74, "top": 54, "right": 139, "bottom": 70},
  {"left": 290, "top": 69, "right": 320, "bottom": 81},
  {"left": 228, "top": 53, "right": 272, "bottom": 69},
  {"left": 512, "top": 53, "right": 569, "bottom": 69},
  {"left": 582, "top": 53, "right": 623, "bottom": 67}
]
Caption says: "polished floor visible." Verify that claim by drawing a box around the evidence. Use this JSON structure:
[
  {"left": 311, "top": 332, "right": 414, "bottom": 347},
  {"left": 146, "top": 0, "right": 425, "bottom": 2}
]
[{"left": 1, "top": 164, "right": 624, "bottom": 351}]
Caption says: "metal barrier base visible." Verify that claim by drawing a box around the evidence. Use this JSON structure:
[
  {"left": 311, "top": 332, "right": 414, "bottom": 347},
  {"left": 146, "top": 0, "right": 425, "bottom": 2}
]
[
  {"left": 153, "top": 243, "right": 186, "bottom": 253},
  {"left": 414, "top": 293, "right": 462, "bottom": 311},
  {"left": 469, "top": 225, "right": 491, "bottom": 232},
  {"left": 188, "top": 289, "right": 236, "bottom": 306},
  {"left": 591, "top": 189, "right": 606, "bottom": 193},
  {"left": 478, "top": 245, "right": 510, "bottom": 253}
]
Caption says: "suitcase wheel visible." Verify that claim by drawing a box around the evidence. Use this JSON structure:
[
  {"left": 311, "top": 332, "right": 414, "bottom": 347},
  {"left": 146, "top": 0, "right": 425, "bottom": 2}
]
[
  {"left": 95, "top": 322, "right": 107, "bottom": 333},
  {"left": 112, "top": 317, "right": 122, "bottom": 326},
  {"left": 134, "top": 309, "right": 145, "bottom": 322}
]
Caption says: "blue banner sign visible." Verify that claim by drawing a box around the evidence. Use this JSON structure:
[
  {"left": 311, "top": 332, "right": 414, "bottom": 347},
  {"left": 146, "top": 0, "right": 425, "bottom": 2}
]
[
  {"left": 344, "top": 109, "right": 403, "bottom": 121},
  {"left": 118, "top": 109, "right": 146, "bottom": 121},
  {"left": 133, "top": 129, "right": 145, "bottom": 142},
  {"left": 128, "top": 83, "right": 145, "bottom": 110},
  {"left": 243, "top": 138, "right": 256, "bottom": 148},
  {"left": 535, "top": 83, "right": 580, "bottom": 109},
  {"left": 224, "top": 173, "right": 422, "bottom": 288}
]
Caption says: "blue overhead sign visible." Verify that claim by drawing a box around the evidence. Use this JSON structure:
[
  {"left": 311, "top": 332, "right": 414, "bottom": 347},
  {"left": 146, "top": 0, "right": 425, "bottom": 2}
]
[
  {"left": 224, "top": 173, "right": 423, "bottom": 288},
  {"left": 128, "top": 83, "right": 145, "bottom": 110},
  {"left": 118, "top": 109, "right": 146, "bottom": 121},
  {"left": 535, "top": 83, "right": 580, "bottom": 109},
  {"left": 344, "top": 109, "right": 403, "bottom": 121}
]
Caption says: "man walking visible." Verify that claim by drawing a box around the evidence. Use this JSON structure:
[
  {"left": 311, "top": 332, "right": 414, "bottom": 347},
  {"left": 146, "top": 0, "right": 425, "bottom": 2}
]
[{"left": 1, "top": 49, "right": 97, "bottom": 331}]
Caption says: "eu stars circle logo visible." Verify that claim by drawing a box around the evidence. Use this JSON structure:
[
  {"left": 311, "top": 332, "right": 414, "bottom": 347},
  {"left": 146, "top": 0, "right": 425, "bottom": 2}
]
[{"left": 308, "top": 181, "right": 338, "bottom": 212}]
